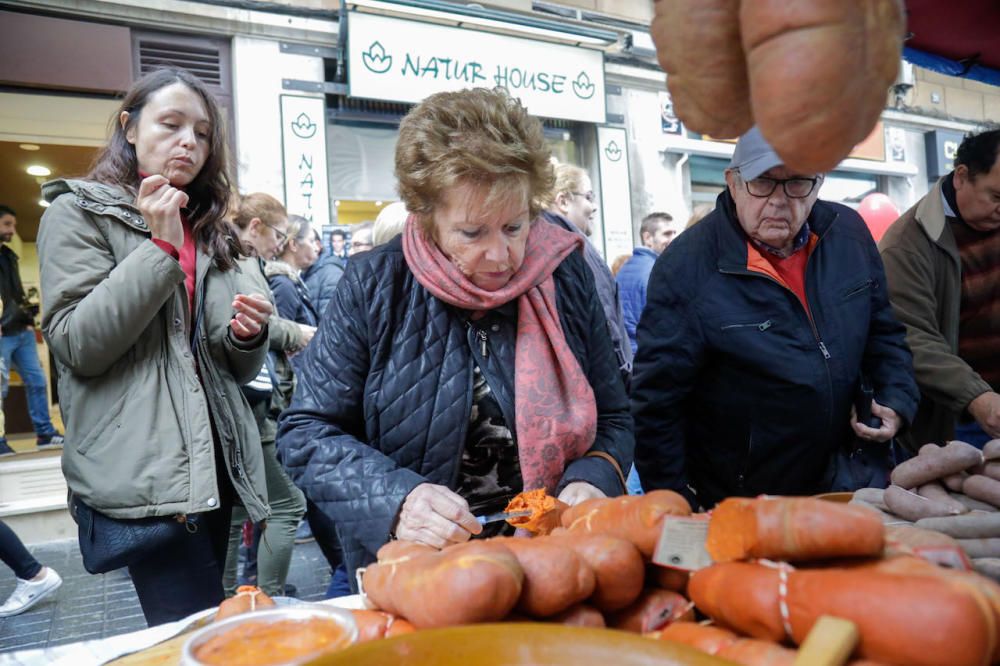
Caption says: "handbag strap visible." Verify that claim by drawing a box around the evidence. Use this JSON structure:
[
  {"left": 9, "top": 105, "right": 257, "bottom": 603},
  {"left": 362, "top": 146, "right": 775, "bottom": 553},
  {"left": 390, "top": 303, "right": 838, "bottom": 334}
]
[{"left": 584, "top": 451, "right": 627, "bottom": 492}]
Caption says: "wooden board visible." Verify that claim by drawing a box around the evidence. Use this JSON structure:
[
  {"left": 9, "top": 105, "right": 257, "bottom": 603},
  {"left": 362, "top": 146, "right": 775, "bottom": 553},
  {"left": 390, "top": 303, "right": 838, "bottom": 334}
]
[
  {"left": 108, "top": 633, "right": 188, "bottom": 665},
  {"left": 315, "top": 623, "right": 736, "bottom": 666}
]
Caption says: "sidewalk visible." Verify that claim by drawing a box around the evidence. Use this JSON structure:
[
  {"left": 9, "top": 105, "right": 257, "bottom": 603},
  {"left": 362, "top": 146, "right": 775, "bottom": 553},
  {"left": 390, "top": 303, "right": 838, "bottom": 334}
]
[{"left": 0, "top": 538, "right": 331, "bottom": 652}]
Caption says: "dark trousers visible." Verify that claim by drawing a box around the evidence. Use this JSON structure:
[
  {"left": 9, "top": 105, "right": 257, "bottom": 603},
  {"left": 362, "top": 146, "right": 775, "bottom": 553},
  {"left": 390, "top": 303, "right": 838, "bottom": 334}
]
[
  {"left": 306, "top": 498, "right": 343, "bottom": 572},
  {"left": 0, "top": 519, "right": 41, "bottom": 581},
  {"left": 128, "top": 501, "right": 233, "bottom": 626}
]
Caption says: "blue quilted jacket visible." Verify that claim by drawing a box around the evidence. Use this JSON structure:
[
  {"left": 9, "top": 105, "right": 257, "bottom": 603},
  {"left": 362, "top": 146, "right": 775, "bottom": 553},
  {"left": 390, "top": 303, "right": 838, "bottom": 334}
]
[
  {"left": 277, "top": 234, "right": 633, "bottom": 588},
  {"left": 616, "top": 247, "right": 658, "bottom": 354}
]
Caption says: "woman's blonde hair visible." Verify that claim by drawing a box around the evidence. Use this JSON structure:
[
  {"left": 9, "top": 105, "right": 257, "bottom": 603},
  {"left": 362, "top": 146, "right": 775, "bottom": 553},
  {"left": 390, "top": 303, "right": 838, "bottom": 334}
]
[
  {"left": 395, "top": 88, "right": 554, "bottom": 234},
  {"left": 232, "top": 192, "right": 287, "bottom": 230},
  {"left": 551, "top": 163, "right": 588, "bottom": 200},
  {"left": 285, "top": 215, "right": 312, "bottom": 246},
  {"left": 373, "top": 202, "right": 409, "bottom": 246}
]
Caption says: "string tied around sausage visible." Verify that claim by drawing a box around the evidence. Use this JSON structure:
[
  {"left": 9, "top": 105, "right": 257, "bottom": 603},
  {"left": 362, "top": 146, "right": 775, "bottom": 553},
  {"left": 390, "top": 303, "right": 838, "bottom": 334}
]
[{"left": 758, "top": 559, "right": 796, "bottom": 640}]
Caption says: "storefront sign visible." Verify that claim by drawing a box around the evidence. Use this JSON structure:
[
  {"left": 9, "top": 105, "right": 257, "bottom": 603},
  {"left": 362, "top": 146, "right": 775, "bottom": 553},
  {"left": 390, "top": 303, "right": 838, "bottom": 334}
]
[
  {"left": 658, "top": 91, "right": 682, "bottom": 135},
  {"left": 347, "top": 11, "right": 606, "bottom": 124},
  {"left": 925, "top": 129, "right": 965, "bottom": 178},
  {"left": 887, "top": 126, "right": 907, "bottom": 162},
  {"left": 280, "top": 95, "right": 331, "bottom": 228},
  {"left": 596, "top": 126, "right": 633, "bottom": 260}
]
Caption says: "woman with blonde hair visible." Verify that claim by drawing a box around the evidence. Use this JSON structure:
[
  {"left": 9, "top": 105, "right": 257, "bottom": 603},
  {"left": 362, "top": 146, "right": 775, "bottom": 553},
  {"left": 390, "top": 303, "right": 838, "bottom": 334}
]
[
  {"left": 279, "top": 88, "right": 632, "bottom": 588},
  {"left": 373, "top": 202, "right": 409, "bottom": 246},
  {"left": 267, "top": 215, "right": 320, "bottom": 327},
  {"left": 543, "top": 163, "right": 632, "bottom": 386}
]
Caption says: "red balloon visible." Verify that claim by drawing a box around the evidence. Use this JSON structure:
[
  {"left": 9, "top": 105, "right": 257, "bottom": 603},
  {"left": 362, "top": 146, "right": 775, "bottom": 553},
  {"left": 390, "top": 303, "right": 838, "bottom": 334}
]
[{"left": 857, "top": 193, "right": 900, "bottom": 243}]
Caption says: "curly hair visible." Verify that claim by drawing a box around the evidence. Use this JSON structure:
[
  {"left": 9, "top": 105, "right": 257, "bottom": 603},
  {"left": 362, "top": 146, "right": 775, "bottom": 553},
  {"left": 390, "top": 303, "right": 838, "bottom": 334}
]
[
  {"left": 87, "top": 68, "right": 241, "bottom": 270},
  {"left": 956, "top": 129, "right": 1000, "bottom": 180},
  {"left": 395, "top": 88, "right": 554, "bottom": 234}
]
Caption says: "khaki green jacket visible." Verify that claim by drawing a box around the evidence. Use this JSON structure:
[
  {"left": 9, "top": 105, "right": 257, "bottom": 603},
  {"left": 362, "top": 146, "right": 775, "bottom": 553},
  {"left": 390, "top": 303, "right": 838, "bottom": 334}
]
[
  {"left": 879, "top": 177, "right": 993, "bottom": 450},
  {"left": 38, "top": 178, "right": 270, "bottom": 522}
]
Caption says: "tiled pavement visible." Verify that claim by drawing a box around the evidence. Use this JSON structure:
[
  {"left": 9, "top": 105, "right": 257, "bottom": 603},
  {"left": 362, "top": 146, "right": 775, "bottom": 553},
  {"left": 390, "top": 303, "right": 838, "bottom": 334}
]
[{"left": 0, "top": 538, "right": 331, "bottom": 654}]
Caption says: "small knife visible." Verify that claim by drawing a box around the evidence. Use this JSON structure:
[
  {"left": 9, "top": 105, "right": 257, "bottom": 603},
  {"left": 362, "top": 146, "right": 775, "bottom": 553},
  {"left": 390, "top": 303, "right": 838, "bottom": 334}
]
[{"left": 475, "top": 510, "right": 531, "bottom": 526}]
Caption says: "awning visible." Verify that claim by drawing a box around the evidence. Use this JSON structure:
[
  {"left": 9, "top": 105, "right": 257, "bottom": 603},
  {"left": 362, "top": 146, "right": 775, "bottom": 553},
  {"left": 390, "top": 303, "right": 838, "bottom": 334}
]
[{"left": 904, "top": 0, "right": 1000, "bottom": 87}]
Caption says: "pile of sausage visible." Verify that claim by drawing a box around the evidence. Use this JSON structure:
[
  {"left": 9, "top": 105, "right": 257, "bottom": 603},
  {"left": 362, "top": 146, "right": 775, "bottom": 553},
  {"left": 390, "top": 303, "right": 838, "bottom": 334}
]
[
  {"left": 675, "top": 496, "right": 1000, "bottom": 666},
  {"left": 852, "top": 440, "right": 1000, "bottom": 577},
  {"left": 360, "top": 490, "right": 695, "bottom": 633}
]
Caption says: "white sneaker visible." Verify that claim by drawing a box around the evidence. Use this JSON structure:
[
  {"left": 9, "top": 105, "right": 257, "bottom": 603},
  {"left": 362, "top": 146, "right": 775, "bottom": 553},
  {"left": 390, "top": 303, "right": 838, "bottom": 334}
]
[{"left": 0, "top": 567, "right": 62, "bottom": 617}]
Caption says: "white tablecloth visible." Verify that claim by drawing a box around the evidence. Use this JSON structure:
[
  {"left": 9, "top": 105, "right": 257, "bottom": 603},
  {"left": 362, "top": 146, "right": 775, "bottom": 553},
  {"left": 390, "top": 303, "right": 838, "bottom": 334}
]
[{"left": 0, "top": 595, "right": 365, "bottom": 666}]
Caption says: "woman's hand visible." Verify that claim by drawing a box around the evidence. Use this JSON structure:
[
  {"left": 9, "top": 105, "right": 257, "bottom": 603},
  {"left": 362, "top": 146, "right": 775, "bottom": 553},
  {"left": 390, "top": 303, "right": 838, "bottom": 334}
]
[
  {"left": 297, "top": 324, "right": 317, "bottom": 348},
  {"left": 851, "top": 399, "right": 902, "bottom": 443},
  {"left": 230, "top": 293, "right": 272, "bottom": 340},
  {"left": 557, "top": 481, "right": 606, "bottom": 506},
  {"left": 136, "top": 175, "right": 186, "bottom": 250},
  {"left": 395, "top": 483, "right": 482, "bottom": 549}
]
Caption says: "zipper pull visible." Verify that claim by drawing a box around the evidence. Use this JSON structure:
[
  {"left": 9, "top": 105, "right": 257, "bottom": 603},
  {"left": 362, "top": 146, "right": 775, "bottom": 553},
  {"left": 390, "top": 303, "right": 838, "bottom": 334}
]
[
  {"left": 818, "top": 341, "right": 831, "bottom": 359},
  {"left": 477, "top": 329, "right": 489, "bottom": 358},
  {"left": 758, "top": 320, "right": 772, "bottom": 331}
]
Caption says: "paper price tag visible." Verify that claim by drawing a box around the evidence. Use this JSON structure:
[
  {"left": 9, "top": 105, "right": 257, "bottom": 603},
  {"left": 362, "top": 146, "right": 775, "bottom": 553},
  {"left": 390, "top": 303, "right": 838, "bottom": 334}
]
[{"left": 653, "top": 515, "right": 713, "bottom": 571}]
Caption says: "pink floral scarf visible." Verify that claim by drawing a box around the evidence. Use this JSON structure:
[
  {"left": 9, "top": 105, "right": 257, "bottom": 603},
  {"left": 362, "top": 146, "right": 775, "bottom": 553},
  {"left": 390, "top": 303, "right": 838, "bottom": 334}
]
[{"left": 402, "top": 215, "right": 598, "bottom": 493}]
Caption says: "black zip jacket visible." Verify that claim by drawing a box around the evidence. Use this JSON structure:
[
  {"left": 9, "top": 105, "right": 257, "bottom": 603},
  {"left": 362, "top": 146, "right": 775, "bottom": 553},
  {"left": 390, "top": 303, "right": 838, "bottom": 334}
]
[
  {"left": 632, "top": 190, "right": 919, "bottom": 510},
  {"left": 0, "top": 246, "right": 34, "bottom": 334}
]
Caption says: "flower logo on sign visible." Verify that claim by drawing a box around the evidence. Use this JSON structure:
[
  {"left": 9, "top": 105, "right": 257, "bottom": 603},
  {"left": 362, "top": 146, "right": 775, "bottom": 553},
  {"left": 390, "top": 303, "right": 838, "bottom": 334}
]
[
  {"left": 572, "top": 71, "right": 596, "bottom": 100},
  {"left": 604, "top": 140, "right": 622, "bottom": 162},
  {"left": 362, "top": 41, "right": 393, "bottom": 74},
  {"left": 290, "top": 113, "right": 317, "bottom": 140}
]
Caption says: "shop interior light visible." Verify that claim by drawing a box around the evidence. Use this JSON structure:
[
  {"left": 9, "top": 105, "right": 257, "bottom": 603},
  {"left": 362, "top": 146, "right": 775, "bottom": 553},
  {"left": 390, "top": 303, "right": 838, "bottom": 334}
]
[
  {"left": 375, "top": 200, "right": 383, "bottom": 206},
  {"left": 347, "top": 0, "right": 622, "bottom": 48},
  {"left": 38, "top": 199, "right": 50, "bottom": 208},
  {"left": 334, "top": 200, "right": 341, "bottom": 207},
  {"left": 27, "top": 165, "right": 51, "bottom": 177},
  {"left": 19, "top": 144, "right": 40, "bottom": 151}
]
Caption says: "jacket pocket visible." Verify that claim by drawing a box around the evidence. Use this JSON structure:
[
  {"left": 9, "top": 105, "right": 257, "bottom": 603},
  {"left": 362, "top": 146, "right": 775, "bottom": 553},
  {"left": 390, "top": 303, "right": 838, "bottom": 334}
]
[
  {"left": 76, "top": 390, "right": 129, "bottom": 456},
  {"left": 841, "top": 278, "right": 874, "bottom": 301},
  {"left": 720, "top": 319, "right": 774, "bottom": 332}
]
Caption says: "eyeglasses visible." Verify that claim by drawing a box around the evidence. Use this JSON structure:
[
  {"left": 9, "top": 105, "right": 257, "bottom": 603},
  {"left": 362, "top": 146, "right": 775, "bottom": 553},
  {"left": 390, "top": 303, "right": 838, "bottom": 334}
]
[
  {"left": 570, "top": 191, "right": 598, "bottom": 204},
  {"left": 740, "top": 173, "right": 821, "bottom": 199},
  {"left": 263, "top": 222, "right": 288, "bottom": 243}
]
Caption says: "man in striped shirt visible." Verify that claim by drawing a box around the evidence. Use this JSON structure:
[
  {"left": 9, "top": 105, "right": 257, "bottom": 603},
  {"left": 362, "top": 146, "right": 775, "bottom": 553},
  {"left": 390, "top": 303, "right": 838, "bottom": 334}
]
[{"left": 881, "top": 129, "right": 1000, "bottom": 449}]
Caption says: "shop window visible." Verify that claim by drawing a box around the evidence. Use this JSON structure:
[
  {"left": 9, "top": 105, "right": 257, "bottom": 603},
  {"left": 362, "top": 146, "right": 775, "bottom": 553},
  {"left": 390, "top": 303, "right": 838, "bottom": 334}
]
[
  {"left": 328, "top": 124, "right": 398, "bottom": 204},
  {"left": 689, "top": 155, "right": 728, "bottom": 205},
  {"left": 818, "top": 171, "right": 881, "bottom": 207}
]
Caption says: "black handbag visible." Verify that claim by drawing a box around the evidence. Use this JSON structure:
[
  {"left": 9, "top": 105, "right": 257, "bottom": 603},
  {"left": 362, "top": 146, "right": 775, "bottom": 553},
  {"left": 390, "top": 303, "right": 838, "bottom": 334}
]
[
  {"left": 73, "top": 497, "right": 197, "bottom": 574},
  {"left": 825, "top": 439, "right": 910, "bottom": 493}
]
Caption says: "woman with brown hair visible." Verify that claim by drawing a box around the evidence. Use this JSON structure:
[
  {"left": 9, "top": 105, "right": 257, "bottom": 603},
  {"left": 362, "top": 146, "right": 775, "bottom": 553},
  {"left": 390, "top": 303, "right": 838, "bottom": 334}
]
[
  {"left": 215, "top": 193, "right": 310, "bottom": 600},
  {"left": 37, "top": 68, "right": 272, "bottom": 625},
  {"left": 278, "top": 88, "right": 633, "bottom": 588}
]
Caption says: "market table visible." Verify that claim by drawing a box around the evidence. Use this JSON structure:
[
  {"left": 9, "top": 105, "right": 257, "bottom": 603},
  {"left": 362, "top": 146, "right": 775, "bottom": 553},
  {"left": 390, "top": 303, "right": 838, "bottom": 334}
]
[{"left": 0, "top": 595, "right": 365, "bottom": 666}]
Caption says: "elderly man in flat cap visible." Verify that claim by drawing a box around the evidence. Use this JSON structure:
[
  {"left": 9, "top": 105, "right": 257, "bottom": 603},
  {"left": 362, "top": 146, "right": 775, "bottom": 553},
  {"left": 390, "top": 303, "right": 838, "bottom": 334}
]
[{"left": 631, "top": 127, "right": 919, "bottom": 510}]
